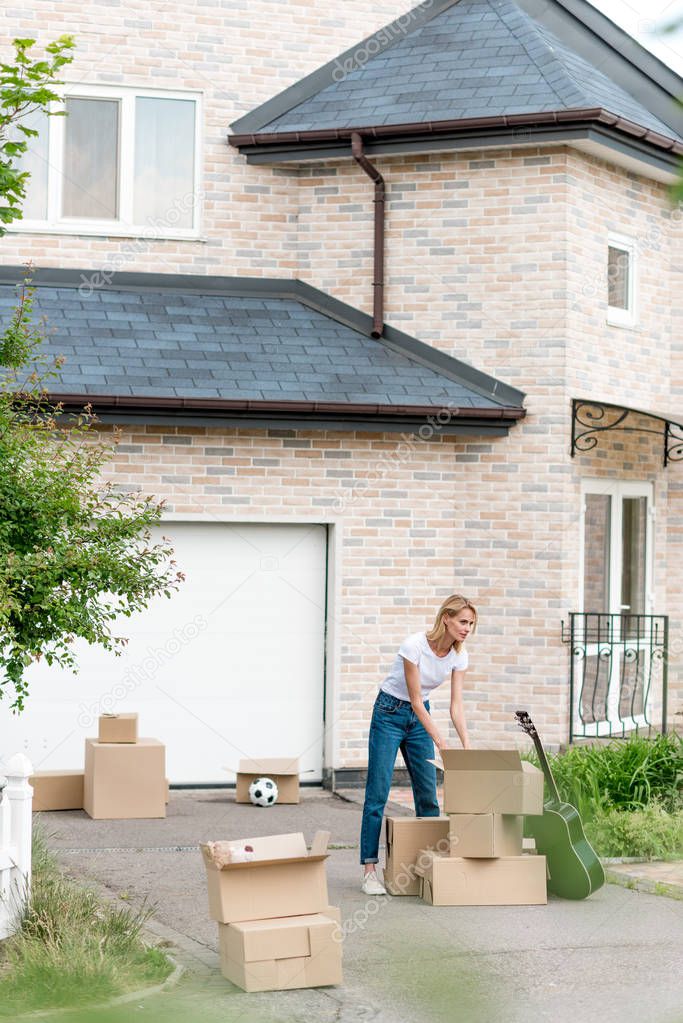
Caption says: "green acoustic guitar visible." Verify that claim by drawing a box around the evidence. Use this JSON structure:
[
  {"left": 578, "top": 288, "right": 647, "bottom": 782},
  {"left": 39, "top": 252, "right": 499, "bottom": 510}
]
[{"left": 515, "top": 710, "right": 605, "bottom": 900}]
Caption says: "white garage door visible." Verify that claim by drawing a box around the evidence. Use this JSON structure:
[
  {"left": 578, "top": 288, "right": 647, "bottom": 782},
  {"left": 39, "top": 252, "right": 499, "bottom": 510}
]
[{"left": 0, "top": 523, "right": 328, "bottom": 784}]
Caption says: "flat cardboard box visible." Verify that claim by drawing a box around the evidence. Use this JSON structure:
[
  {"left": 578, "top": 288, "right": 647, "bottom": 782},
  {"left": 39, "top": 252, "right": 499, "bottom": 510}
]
[
  {"left": 219, "top": 912, "right": 342, "bottom": 991},
  {"left": 201, "top": 831, "right": 330, "bottom": 924},
  {"left": 98, "top": 713, "right": 138, "bottom": 743},
  {"left": 83, "top": 738, "right": 166, "bottom": 820},
  {"left": 384, "top": 817, "right": 450, "bottom": 895},
  {"left": 430, "top": 750, "right": 544, "bottom": 815},
  {"left": 416, "top": 850, "right": 547, "bottom": 906},
  {"left": 30, "top": 771, "right": 84, "bottom": 811},
  {"left": 235, "top": 758, "right": 300, "bottom": 804},
  {"left": 448, "top": 813, "right": 523, "bottom": 858}
]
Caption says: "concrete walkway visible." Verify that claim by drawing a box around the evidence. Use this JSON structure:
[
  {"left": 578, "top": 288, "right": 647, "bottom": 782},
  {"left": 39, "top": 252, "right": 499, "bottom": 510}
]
[{"left": 36, "top": 788, "right": 683, "bottom": 1023}]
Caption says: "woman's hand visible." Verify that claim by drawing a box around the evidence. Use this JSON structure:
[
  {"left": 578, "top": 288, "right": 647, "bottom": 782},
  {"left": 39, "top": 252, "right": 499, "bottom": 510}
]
[{"left": 433, "top": 733, "right": 447, "bottom": 751}]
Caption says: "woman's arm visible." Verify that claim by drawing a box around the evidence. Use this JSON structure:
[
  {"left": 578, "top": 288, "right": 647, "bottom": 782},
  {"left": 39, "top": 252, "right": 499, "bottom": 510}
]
[
  {"left": 403, "top": 658, "right": 445, "bottom": 749},
  {"left": 450, "top": 669, "right": 471, "bottom": 749}
]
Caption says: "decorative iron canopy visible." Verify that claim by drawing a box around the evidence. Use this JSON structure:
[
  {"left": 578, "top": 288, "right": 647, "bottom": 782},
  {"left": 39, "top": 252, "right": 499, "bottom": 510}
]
[{"left": 571, "top": 399, "right": 683, "bottom": 468}]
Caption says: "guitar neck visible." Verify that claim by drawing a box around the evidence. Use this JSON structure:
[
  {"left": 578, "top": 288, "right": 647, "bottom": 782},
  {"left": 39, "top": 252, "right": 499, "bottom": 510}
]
[{"left": 528, "top": 730, "right": 562, "bottom": 806}]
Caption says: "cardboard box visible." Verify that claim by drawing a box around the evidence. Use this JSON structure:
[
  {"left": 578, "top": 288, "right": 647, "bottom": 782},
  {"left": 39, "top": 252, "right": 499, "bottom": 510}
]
[
  {"left": 30, "top": 771, "right": 84, "bottom": 811},
  {"left": 83, "top": 738, "right": 166, "bottom": 820},
  {"left": 384, "top": 817, "right": 450, "bottom": 895},
  {"left": 219, "top": 912, "right": 342, "bottom": 992},
  {"left": 448, "top": 813, "right": 523, "bottom": 858},
  {"left": 415, "top": 850, "right": 547, "bottom": 906},
  {"left": 98, "top": 713, "right": 138, "bottom": 743},
  {"left": 234, "top": 758, "right": 300, "bottom": 804},
  {"left": 430, "top": 750, "right": 544, "bottom": 815},
  {"left": 200, "top": 831, "right": 330, "bottom": 924}
]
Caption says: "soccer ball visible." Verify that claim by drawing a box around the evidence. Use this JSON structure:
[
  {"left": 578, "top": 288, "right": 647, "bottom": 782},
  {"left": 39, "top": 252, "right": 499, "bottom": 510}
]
[{"left": 248, "top": 777, "right": 278, "bottom": 807}]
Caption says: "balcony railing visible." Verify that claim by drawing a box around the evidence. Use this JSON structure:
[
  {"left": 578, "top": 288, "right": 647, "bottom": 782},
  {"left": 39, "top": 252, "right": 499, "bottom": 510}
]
[{"left": 561, "top": 613, "right": 669, "bottom": 742}]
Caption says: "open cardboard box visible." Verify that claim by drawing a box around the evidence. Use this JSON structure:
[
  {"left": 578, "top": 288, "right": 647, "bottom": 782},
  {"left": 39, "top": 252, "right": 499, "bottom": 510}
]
[
  {"left": 448, "top": 813, "right": 523, "bottom": 858},
  {"left": 218, "top": 910, "right": 342, "bottom": 991},
  {"left": 233, "top": 758, "right": 301, "bottom": 804},
  {"left": 415, "top": 849, "right": 547, "bottom": 906},
  {"left": 384, "top": 817, "right": 450, "bottom": 895},
  {"left": 201, "top": 830, "right": 330, "bottom": 924},
  {"left": 430, "top": 749, "right": 544, "bottom": 815}
]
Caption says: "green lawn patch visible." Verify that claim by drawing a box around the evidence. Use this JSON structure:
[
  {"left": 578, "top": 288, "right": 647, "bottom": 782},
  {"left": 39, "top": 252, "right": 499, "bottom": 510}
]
[{"left": 0, "top": 828, "right": 172, "bottom": 1016}]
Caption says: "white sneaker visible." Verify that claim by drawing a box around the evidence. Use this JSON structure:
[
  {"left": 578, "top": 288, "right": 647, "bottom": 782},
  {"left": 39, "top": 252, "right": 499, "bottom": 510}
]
[{"left": 361, "top": 870, "right": 387, "bottom": 895}]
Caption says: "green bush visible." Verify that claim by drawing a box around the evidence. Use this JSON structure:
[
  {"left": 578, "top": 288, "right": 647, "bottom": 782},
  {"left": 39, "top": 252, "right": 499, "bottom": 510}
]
[
  {"left": 585, "top": 803, "right": 683, "bottom": 860},
  {"left": 0, "top": 828, "right": 171, "bottom": 1015},
  {"left": 527, "top": 733, "right": 683, "bottom": 820}
]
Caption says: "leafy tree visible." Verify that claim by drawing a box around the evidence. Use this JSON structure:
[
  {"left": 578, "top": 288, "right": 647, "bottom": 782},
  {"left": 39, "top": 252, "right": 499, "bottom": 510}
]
[
  {"left": 1, "top": 36, "right": 75, "bottom": 235},
  {"left": 0, "top": 40, "right": 183, "bottom": 710}
]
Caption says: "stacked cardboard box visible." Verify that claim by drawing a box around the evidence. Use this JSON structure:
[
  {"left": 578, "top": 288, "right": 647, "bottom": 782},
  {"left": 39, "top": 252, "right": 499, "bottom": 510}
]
[
  {"left": 201, "top": 830, "right": 342, "bottom": 992},
  {"left": 83, "top": 714, "right": 166, "bottom": 820},
  {"left": 386, "top": 750, "right": 547, "bottom": 906},
  {"left": 384, "top": 816, "right": 450, "bottom": 895}
]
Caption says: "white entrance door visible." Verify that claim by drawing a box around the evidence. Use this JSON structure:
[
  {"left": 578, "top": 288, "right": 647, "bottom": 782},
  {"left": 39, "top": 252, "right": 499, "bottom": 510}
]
[
  {"left": 0, "top": 522, "right": 328, "bottom": 784},
  {"left": 579, "top": 480, "right": 654, "bottom": 735}
]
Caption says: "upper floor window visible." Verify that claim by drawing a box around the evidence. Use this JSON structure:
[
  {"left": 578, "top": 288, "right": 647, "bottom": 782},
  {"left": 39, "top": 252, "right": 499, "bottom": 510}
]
[
  {"left": 13, "top": 85, "right": 201, "bottom": 239},
  {"left": 607, "top": 234, "right": 637, "bottom": 328}
]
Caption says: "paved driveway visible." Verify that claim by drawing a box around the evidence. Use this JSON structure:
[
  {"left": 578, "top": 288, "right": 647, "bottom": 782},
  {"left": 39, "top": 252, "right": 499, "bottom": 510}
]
[{"left": 38, "top": 789, "right": 683, "bottom": 1023}]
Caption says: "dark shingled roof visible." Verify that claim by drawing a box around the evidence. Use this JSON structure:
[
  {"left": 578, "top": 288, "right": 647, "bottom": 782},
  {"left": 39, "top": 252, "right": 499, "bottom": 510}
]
[
  {"left": 0, "top": 275, "right": 523, "bottom": 416},
  {"left": 249, "top": 0, "right": 681, "bottom": 142}
]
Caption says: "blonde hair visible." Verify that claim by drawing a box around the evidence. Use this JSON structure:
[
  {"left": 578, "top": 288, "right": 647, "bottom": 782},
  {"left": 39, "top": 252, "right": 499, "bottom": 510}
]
[{"left": 426, "top": 594, "right": 477, "bottom": 654}]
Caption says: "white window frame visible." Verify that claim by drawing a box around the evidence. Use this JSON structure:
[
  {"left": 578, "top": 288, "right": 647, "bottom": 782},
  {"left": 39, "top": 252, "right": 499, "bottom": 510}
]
[
  {"left": 579, "top": 478, "right": 653, "bottom": 615},
  {"left": 606, "top": 232, "right": 637, "bottom": 328},
  {"left": 578, "top": 478, "right": 655, "bottom": 736},
  {"left": 10, "top": 83, "right": 202, "bottom": 241}
]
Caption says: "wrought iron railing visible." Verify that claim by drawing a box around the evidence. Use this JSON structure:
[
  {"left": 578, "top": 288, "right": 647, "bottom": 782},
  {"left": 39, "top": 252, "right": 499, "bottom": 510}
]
[{"left": 561, "top": 613, "right": 669, "bottom": 742}]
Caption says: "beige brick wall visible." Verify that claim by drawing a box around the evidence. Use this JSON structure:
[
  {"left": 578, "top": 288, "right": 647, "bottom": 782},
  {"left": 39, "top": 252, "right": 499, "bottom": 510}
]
[{"left": 293, "top": 143, "right": 681, "bottom": 744}]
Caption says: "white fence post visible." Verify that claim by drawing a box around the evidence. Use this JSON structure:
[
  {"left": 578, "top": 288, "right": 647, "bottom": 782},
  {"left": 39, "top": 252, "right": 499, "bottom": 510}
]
[{"left": 0, "top": 753, "right": 33, "bottom": 940}]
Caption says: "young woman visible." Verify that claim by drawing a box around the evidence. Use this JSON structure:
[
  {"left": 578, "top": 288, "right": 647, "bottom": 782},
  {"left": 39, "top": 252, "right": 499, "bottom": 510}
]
[{"left": 359, "top": 594, "right": 476, "bottom": 895}]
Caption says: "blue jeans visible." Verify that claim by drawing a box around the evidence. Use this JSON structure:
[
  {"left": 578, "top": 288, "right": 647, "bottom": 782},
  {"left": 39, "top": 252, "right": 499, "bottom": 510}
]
[{"left": 359, "top": 690, "right": 440, "bottom": 864}]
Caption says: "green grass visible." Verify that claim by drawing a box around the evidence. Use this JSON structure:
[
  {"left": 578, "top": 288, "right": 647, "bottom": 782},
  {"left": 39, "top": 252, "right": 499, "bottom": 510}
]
[
  {"left": 0, "top": 827, "right": 172, "bottom": 1016},
  {"left": 585, "top": 802, "right": 683, "bottom": 859},
  {"left": 548, "top": 733, "right": 683, "bottom": 816},
  {"left": 524, "top": 733, "right": 683, "bottom": 859}
]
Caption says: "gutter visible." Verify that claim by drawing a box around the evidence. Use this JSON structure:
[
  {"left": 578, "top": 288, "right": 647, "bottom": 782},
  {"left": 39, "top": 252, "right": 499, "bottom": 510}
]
[
  {"left": 351, "top": 132, "right": 385, "bottom": 339},
  {"left": 229, "top": 107, "right": 683, "bottom": 156},
  {"left": 47, "top": 393, "right": 526, "bottom": 420}
]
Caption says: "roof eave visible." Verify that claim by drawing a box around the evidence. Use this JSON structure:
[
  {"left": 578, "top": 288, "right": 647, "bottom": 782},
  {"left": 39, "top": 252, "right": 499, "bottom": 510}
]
[
  {"left": 48, "top": 392, "right": 526, "bottom": 420},
  {"left": 228, "top": 108, "right": 683, "bottom": 160},
  {"left": 46, "top": 392, "right": 526, "bottom": 435}
]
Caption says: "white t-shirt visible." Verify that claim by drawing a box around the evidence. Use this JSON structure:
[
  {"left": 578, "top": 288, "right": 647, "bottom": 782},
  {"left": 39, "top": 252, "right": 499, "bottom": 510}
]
[{"left": 380, "top": 631, "right": 468, "bottom": 702}]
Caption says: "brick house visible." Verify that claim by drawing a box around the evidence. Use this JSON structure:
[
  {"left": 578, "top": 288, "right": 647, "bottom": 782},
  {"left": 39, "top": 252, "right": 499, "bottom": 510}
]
[{"left": 0, "top": 0, "right": 681, "bottom": 786}]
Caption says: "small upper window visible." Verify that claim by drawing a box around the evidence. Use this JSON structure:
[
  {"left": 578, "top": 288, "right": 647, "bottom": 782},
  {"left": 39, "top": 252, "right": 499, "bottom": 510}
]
[
  {"left": 607, "top": 235, "right": 636, "bottom": 327},
  {"left": 12, "top": 85, "right": 201, "bottom": 239}
]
